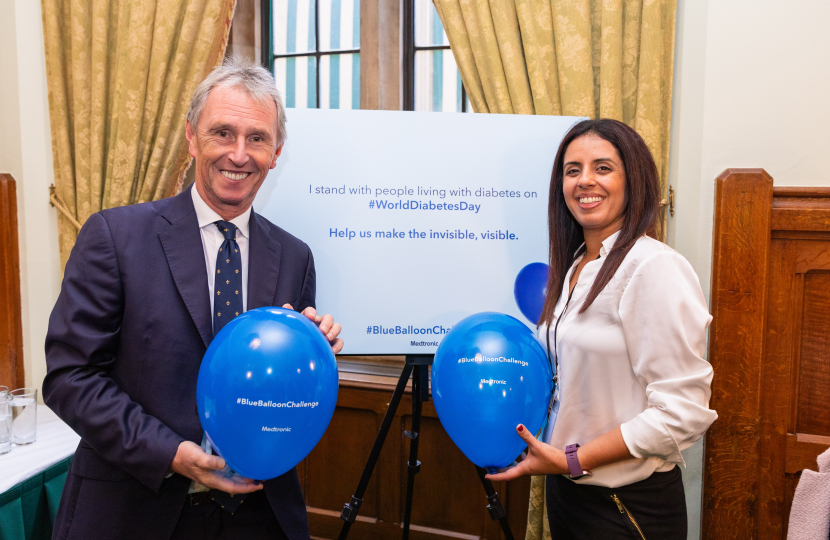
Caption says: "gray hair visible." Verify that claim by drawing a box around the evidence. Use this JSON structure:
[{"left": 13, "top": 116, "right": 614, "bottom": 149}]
[{"left": 186, "top": 56, "right": 287, "bottom": 146}]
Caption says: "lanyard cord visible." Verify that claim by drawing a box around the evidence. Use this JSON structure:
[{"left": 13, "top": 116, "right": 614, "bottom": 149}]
[
  {"left": 542, "top": 253, "right": 599, "bottom": 439},
  {"left": 542, "top": 278, "right": 576, "bottom": 437},
  {"left": 547, "top": 279, "right": 578, "bottom": 377},
  {"left": 546, "top": 253, "right": 599, "bottom": 386}
]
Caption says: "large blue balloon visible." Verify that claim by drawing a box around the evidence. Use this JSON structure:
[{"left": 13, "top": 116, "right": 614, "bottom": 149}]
[
  {"left": 432, "top": 313, "right": 554, "bottom": 473},
  {"left": 197, "top": 307, "right": 338, "bottom": 480},
  {"left": 514, "top": 263, "right": 549, "bottom": 325}
]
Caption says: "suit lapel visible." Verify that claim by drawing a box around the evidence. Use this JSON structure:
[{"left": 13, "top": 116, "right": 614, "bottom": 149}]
[
  {"left": 158, "top": 187, "right": 213, "bottom": 348},
  {"left": 247, "top": 211, "right": 282, "bottom": 310}
]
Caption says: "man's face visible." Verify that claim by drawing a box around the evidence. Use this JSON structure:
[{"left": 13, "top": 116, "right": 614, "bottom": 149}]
[{"left": 186, "top": 85, "right": 283, "bottom": 219}]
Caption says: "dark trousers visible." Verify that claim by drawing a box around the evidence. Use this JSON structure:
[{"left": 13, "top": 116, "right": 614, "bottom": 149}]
[
  {"left": 170, "top": 491, "right": 289, "bottom": 540},
  {"left": 546, "top": 466, "right": 687, "bottom": 540}
]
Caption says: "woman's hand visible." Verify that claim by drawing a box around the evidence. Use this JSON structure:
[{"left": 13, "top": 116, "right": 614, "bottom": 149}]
[
  {"left": 486, "top": 425, "right": 634, "bottom": 482},
  {"left": 485, "top": 424, "right": 569, "bottom": 481}
]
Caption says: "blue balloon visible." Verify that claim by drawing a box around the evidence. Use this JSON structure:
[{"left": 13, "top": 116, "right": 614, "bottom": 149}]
[
  {"left": 432, "top": 313, "right": 554, "bottom": 473},
  {"left": 197, "top": 307, "right": 338, "bottom": 480},
  {"left": 514, "top": 263, "right": 550, "bottom": 325}
]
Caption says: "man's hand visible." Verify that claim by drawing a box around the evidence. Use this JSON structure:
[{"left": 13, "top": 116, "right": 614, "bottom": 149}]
[
  {"left": 283, "top": 304, "right": 344, "bottom": 354},
  {"left": 484, "top": 424, "right": 569, "bottom": 481},
  {"left": 169, "top": 441, "right": 263, "bottom": 494}
]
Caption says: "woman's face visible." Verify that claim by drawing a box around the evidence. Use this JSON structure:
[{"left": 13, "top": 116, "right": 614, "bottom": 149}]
[{"left": 562, "top": 134, "right": 627, "bottom": 238}]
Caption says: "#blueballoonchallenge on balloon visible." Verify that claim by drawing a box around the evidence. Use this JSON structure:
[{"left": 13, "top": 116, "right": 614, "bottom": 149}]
[
  {"left": 197, "top": 307, "right": 339, "bottom": 480},
  {"left": 431, "top": 312, "right": 554, "bottom": 474}
]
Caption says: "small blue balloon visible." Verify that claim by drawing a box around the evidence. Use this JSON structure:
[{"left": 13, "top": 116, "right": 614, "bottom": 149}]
[
  {"left": 197, "top": 307, "right": 338, "bottom": 480},
  {"left": 514, "top": 263, "right": 550, "bottom": 324},
  {"left": 432, "top": 312, "right": 554, "bottom": 473}
]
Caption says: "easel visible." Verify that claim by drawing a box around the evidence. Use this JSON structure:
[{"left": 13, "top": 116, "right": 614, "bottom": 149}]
[{"left": 337, "top": 354, "right": 515, "bottom": 540}]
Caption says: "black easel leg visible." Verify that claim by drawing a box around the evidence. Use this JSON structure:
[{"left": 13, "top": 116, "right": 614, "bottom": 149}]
[
  {"left": 338, "top": 363, "right": 414, "bottom": 540},
  {"left": 402, "top": 364, "right": 426, "bottom": 540},
  {"left": 476, "top": 466, "right": 516, "bottom": 540}
]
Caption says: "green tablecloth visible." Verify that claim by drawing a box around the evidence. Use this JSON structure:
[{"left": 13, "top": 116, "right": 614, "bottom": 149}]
[{"left": 0, "top": 456, "right": 72, "bottom": 540}]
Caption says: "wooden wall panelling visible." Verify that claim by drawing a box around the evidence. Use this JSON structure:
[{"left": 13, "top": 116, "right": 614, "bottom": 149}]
[
  {"left": 703, "top": 169, "right": 773, "bottom": 538},
  {"left": 0, "top": 174, "right": 24, "bottom": 390},
  {"left": 765, "top": 258, "right": 830, "bottom": 533},
  {"left": 797, "top": 272, "right": 830, "bottom": 437},
  {"left": 704, "top": 175, "right": 830, "bottom": 538},
  {"left": 771, "top": 189, "right": 830, "bottom": 534},
  {"left": 758, "top": 237, "right": 797, "bottom": 538},
  {"left": 302, "top": 380, "right": 530, "bottom": 540}
]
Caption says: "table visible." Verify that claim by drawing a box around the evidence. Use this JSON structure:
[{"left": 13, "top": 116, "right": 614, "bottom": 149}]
[{"left": 0, "top": 405, "right": 80, "bottom": 540}]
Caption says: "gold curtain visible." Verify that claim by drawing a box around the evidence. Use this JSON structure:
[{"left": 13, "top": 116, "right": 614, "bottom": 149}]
[
  {"left": 42, "top": 0, "right": 237, "bottom": 268},
  {"left": 433, "top": 0, "right": 676, "bottom": 239}
]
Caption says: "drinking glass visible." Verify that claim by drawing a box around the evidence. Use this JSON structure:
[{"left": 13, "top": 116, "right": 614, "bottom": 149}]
[
  {"left": 0, "top": 394, "right": 11, "bottom": 454},
  {"left": 10, "top": 388, "right": 37, "bottom": 445}
]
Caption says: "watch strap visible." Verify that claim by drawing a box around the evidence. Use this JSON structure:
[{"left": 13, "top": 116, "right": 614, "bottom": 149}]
[{"left": 565, "top": 443, "right": 588, "bottom": 478}]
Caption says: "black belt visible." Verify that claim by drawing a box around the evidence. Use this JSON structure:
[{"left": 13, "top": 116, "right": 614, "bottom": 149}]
[
  {"left": 186, "top": 489, "right": 263, "bottom": 513},
  {"left": 187, "top": 491, "right": 214, "bottom": 506}
]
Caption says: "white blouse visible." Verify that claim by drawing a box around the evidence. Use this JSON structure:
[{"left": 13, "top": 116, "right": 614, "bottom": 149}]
[{"left": 540, "top": 231, "right": 717, "bottom": 488}]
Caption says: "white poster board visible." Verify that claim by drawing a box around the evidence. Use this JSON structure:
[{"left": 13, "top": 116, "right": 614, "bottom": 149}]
[{"left": 254, "top": 109, "right": 583, "bottom": 355}]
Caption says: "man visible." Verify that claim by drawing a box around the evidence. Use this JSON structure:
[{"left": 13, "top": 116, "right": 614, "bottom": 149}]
[{"left": 43, "top": 57, "right": 342, "bottom": 540}]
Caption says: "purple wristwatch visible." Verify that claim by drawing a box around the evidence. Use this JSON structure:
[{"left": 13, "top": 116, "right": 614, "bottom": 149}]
[{"left": 565, "top": 444, "right": 591, "bottom": 479}]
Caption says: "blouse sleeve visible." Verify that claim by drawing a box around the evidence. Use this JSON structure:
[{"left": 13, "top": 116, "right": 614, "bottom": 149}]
[{"left": 618, "top": 250, "right": 718, "bottom": 465}]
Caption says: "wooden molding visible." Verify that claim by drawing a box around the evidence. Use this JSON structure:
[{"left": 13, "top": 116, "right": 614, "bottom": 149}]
[
  {"left": 772, "top": 187, "right": 830, "bottom": 232},
  {"left": 785, "top": 433, "right": 830, "bottom": 474},
  {"left": 0, "top": 174, "right": 24, "bottom": 389},
  {"left": 703, "top": 168, "right": 773, "bottom": 538},
  {"left": 772, "top": 186, "right": 830, "bottom": 198}
]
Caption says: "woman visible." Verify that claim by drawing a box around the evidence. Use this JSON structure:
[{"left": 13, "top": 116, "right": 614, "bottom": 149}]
[{"left": 487, "top": 119, "right": 717, "bottom": 539}]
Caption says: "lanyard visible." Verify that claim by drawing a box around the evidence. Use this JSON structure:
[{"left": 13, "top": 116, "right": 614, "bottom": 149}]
[
  {"left": 541, "top": 253, "right": 600, "bottom": 442},
  {"left": 543, "top": 276, "right": 578, "bottom": 439},
  {"left": 547, "top": 281, "right": 577, "bottom": 392}
]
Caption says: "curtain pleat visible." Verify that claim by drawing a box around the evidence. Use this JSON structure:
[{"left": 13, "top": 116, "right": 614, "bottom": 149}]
[
  {"left": 434, "top": 0, "right": 676, "bottom": 240},
  {"left": 41, "top": 0, "right": 237, "bottom": 268}
]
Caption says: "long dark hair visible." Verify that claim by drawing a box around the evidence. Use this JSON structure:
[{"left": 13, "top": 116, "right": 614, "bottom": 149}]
[{"left": 539, "top": 119, "right": 660, "bottom": 325}]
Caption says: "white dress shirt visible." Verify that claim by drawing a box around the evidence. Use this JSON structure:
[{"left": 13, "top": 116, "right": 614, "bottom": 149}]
[
  {"left": 540, "top": 231, "right": 718, "bottom": 488},
  {"left": 187, "top": 186, "right": 252, "bottom": 492},
  {"left": 191, "top": 186, "right": 250, "bottom": 319}
]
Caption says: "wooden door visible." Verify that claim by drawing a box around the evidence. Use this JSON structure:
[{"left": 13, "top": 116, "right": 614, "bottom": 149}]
[{"left": 704, "top": 170, "right": 830, "bottom": 539}]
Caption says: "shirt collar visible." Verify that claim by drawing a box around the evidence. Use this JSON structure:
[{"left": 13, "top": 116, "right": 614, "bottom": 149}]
[
  {"left": 600, "top": 230, "right": 622, "bottom": 257},
  {"left": 191, "top": 184, "right": 251, "bottom": 239},
  {"left": 572, "top": 230, "right": 623, "bottom": 260}
]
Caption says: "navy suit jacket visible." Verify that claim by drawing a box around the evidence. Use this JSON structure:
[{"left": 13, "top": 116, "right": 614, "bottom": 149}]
[{"left": 44, "top": 186, "right": 315, "bottom": 540}]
